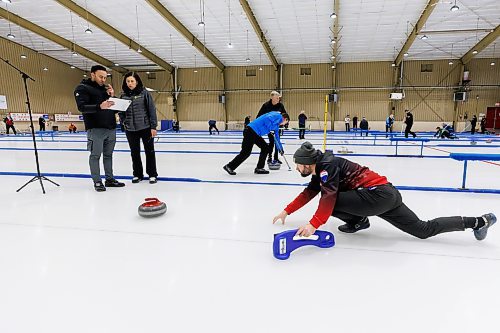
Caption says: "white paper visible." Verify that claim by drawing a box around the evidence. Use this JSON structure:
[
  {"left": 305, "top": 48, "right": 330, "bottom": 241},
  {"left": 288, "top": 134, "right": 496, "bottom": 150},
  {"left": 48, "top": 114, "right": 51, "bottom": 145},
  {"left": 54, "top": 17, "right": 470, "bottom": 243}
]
[
  {"left": 0, "top": 95, "right": 7, "bottom": 109},
  {"left": 108, "top": 97, "right": 132, "bottom": 111}
]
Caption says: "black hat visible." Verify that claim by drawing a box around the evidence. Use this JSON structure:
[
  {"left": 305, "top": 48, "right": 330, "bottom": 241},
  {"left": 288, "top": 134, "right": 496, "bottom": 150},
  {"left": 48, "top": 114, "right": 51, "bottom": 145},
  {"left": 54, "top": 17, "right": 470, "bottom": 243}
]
[{"left": 294, "top": 142, "right": 320, "bottom": 165}]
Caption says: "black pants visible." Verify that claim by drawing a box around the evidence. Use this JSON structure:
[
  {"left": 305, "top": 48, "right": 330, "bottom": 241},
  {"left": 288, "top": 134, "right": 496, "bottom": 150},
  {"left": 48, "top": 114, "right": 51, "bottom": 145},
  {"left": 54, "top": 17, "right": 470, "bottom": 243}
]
[
  {"left": 385, "top": 125, "right": 392, "bottom": 137},
  {"left": 227, "top": 127, "right": 269, "bottom": 170},
  {"left": 345, "top": 123, "right": 350, "bottom": 132},
  {"left": 332, "top": 184, "right": 465, "bottom": 239},
  {"left": 267, "top": 133, "right": 279, "bottom": 161},
  {"left": 40, "top": 124, "right": 45, "bottom": 131},
  {"left": 405, "top": 124, "right": 416, "bottom": 138},
  {"left": 209, "top": 124, "right": 219, "bottom": 135},
  {"left": 6, "top": 124, "right": 16, "bottom": 135},
  {"left": 298, "top": 124, "right": 305, "bottom": 139},
  {"left": 125, "top": 128, "right": 158, "bottom": 178}
]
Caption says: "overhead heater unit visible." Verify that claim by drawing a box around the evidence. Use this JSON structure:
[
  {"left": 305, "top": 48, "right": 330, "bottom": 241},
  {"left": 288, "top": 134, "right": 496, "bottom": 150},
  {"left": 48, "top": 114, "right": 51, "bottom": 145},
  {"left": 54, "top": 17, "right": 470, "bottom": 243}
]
[{"left": 390, "top": 92, "right": 403, "bottom": 100}]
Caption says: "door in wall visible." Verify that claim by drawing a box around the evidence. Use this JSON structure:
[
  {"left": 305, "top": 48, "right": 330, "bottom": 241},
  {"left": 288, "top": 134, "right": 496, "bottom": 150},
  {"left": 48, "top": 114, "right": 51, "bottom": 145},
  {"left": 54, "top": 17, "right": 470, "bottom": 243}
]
[{"left": 486, "top": 107, "right": 500, "bottom": 129}]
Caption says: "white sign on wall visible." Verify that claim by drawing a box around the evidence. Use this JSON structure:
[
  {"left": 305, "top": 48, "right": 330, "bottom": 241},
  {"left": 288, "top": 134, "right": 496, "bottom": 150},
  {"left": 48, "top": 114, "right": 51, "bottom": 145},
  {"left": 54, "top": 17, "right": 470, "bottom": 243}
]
[
  {"left": 54, "top": 114, "right": 84, "bottom": 122},
  {"left": 10, "top": 113, "right": 48, "bottom": 121},
  {"left": 0, "top": 95, "right": 7, "bottom": 109}
]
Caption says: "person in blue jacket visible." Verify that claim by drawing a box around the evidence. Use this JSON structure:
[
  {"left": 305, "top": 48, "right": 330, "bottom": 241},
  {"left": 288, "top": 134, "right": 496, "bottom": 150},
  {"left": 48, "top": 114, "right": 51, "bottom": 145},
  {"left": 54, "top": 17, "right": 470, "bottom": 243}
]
[{"left": 223, "top": 112, "right": 289, "bottom": 175}]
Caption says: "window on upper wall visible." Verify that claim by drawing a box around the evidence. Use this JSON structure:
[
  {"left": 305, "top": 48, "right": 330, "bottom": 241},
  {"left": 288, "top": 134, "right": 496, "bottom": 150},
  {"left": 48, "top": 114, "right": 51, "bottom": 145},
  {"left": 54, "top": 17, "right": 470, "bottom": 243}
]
[
  {"left": 246, "top": 69, "right": 256, "bottom": 77},
  {"left": 300, "top": 67, "right": 312, "bottom": 76},
  {"left": 420, "top": 64, "right": 433, "bottom": 73}
]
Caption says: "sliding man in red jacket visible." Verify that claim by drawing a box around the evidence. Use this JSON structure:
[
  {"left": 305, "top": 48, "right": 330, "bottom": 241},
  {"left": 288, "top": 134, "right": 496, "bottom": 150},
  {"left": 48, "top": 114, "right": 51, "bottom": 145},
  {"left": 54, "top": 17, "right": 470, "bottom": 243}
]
[{"left": 273, "top": 142, "right": 496, "bottom": 241}]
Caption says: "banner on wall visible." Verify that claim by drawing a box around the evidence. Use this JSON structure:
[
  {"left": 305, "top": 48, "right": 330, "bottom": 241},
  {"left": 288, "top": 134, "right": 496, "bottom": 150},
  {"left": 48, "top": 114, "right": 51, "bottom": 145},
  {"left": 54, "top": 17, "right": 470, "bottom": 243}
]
[
  {"left": 0, "top": 95, "right": 7, "bottom": 109},
  {"left": 54, "top": 114, "right": 84, "bottom": 122},
  {"left": 10, "top": 113, "right": 49, "bottom": 121}
]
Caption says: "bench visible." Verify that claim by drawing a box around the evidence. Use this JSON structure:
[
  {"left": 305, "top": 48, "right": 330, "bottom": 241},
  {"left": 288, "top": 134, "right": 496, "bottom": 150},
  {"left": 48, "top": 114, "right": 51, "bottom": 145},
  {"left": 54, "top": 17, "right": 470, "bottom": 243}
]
[
  {"left": 449, "top": 153, "right": 500, "bottom": 189},
  {"left": 390, "top": 137, "right": 430, "bottom": 157}
]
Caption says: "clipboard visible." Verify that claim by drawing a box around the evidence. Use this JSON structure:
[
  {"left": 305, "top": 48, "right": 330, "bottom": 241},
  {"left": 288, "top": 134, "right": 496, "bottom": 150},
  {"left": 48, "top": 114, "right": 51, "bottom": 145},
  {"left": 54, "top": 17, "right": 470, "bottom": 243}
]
[{"left": 108, "top": 97, "right": 132, "bottom": 111}]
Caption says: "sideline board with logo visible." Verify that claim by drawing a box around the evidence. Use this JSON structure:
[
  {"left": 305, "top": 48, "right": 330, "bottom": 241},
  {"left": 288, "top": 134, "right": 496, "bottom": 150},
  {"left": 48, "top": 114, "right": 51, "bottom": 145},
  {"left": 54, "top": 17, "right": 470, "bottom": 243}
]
[
  {"left": 54, "top": 114, "right": 84, "bottom": 122},
  {"left": 10, "top": 113, "right": 49, "bottom": 121}
]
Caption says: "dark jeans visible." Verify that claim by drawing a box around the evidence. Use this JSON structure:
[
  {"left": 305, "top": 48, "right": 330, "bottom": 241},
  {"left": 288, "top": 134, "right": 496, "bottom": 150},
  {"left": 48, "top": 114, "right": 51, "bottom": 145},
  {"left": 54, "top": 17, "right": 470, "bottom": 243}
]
[
  {"left": 126, "top": 128, "right": 158, "bottom": 178},
  {"left": 385, "top": 125, "right": 392, "bottom": 137},
  {"left": 299, "top": 123, "right": 305, "bottom": 139},
  {"left": 87, "top": 128, "right": 116, "bottom": 183},
  {"left": 227, "top": 127, "right": 269, "bottom": 170},
  {"left": 6, "top": 124, "right": 16, "bottom": 135},
  {"left": 332, "top": 184, "right": 465, "bottom": 239},
  {"left": 267, "top": 133, "right": 279, "bottom": 161},
  {"left": 209, "top": 124, "right": 219, "bottom": 135},
  {"left": 40, "top": 124, "right": 45, "bottom": 131},
  {"left": 405, "top": 124, "right": 416, "bottom": 138},
  {"left": 345, "top": 123, "right": 350, "bottom": 132}
]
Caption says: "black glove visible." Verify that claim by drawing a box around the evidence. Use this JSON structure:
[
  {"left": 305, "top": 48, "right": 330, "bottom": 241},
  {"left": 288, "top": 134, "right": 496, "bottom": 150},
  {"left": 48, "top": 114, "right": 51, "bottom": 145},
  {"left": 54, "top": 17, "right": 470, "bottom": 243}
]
[{"left": 279, "top": 149, "right": 284, "bottom": 155}]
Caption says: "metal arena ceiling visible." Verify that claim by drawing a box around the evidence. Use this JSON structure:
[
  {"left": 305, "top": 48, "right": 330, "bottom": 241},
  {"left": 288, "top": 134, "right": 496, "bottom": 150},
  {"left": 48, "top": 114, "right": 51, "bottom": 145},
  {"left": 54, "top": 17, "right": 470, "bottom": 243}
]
[{"left": 0, "top": 0, "right": 498, "bottom": 72}]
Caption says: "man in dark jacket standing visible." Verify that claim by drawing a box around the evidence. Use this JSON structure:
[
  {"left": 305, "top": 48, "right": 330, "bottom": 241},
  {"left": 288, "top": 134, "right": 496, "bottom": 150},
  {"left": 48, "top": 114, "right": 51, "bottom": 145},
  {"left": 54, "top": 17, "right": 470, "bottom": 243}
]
[
  {"left": 273, "top": 142, "right": 496, "bottom": 240},
  {"left": 404, "top": 109, "right": 416, "bottom": 138},
  {"left": 38, "top": 116, "right": 46, "bottom": 131},
  {"left": 470, "top": 115, "right": 477, "bottom": 135},
  {"left": 257, "top": 91, "right": 287, "bottom": 163},
  {"left": 74, "top": 65, "right": 125, "bottom": 192},
  {"left": 359, "top": 116, "right": 369, "bottom": 136}
]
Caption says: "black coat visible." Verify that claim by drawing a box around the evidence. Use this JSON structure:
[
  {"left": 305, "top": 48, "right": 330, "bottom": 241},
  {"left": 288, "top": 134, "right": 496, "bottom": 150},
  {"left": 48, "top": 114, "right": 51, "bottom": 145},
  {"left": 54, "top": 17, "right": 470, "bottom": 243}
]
[
  {"left": 74, "top": 78, "right": 116, "bottom": 130},
  {"left": 257, "top": 99, "right": 286, "bottom": 118},
  {"left": 360, "top": 119, "right": 369, "bottom": 130}
]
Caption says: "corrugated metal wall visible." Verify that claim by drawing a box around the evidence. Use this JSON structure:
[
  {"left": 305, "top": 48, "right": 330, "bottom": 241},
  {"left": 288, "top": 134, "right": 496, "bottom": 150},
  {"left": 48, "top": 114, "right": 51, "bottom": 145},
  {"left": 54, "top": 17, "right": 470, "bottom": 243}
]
[
  {"left": 2, "top": 38, "right": 498, "bottom": 125},
  {"left": 0, "top": 38, "right": 84, "bottom": 117}
]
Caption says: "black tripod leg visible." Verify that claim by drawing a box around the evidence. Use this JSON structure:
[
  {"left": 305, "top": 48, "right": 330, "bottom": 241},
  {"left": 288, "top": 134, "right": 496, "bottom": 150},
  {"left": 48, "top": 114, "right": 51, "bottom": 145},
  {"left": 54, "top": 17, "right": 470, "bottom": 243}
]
[
  {"left": 16, "top": 176, "right": 39, "bottom": 192},
  {"left": 41, "top": 176, "right": 60, "bottom": 186}
]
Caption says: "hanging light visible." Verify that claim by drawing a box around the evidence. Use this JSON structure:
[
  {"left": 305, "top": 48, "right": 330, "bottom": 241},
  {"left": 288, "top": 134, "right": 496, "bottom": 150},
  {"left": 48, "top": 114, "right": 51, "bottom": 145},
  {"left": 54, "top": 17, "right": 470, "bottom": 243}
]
[
  {"left": 72, "top": 51, "right": 78, "bottom": 56},
  {"left": 330, "top": 12, "right": 337, "bottom": 19},
  {"left": 331, "top": 55, "right": 336, "bottom": 59},
  {"left": 198, "top": 21, "right": 205, "bottom": 27},
  {"left": 448, "top": 60, "right": 454, "bottom": 65},
  {"left": 114, "top": 63, "right": 119, "bottom": 66},
  {"left": 421, "top": 35, "right": 428, "bottom": 40},
  {"left": 450, "top": 0, "right": 459, "bottom": 12},
  {"left": 137, "top": 47, "right": 142, "bottom": 53},
  {"left": 472, "top": 50, "right": 478, "bottom": 54},
  {"left": 7, "top": 32, "right": 15, "bottom": 39},
  {"left": 259, "top": 66, "right": 263, "bottom": 71},
  {"left": 85, "top": 27, "right": 92, "bottom": 34},
  {"left": 20, "top": 54, "right": 27, "bottom": 59},
  {"left": 245, "top": 30, "right": 250, "bottom": 63},
  {"left": 1, "top": 0, "right": 13, "bottom": 4},
  {"left": 43, "top": 67, "right": 48, "bottom": 71},
  {"left": 403, "top": 52, "right": 409, "bottom": 57},
  {"left": 227, "top": 42, "right": 233, "bottom": 48},
  {"left": 330, "top": 38, "right": 336, "bottom": 44},
  {"left": 245, "top": 58, "right": 251, "bottom": 62},
  {"left": 491, "top": 61, "right": 496, "bottom": 66},
  {"left": 169, "top": 34, "right": 175, "bottom": 66},
  {"left": 198, "top": 0, "right": 205, "bottom": 27},
  {"left": 391, "top": 63, "right": 396, "bottom": 67},
  {"left": 331, "top": 65, "right": 335, "bottom": 69},
  {"left": 170, "top": 60, "right": 175, "bottom": 65},
  {"left": 70, "top": 65, "right": 76, "bottom": 69}
]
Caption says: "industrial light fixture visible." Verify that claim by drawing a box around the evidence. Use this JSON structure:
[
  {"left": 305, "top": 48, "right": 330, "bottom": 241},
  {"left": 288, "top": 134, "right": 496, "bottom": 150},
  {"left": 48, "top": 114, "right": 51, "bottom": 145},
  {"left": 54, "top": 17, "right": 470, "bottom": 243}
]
[
  {"left": 198, "top": 0, "right": 205, "bottom": 27},
  {"left": 331, "top": 55, "right": 336, "bottom": 59},
  {"left": 114, "top": 63, "right": 119, "bottom": 66},
  {"left": 403, "top": 52, "right": 409, "bottom": 57},
  {"left": 330, "top": 38, "right": 336, "bottom": 44},
  {"left": 84, "top": 0, "right": 92, "bottom": 34},
  {"left": 18, "top": 23, "right": 27, "bottom": 59},
  {"left": 20, "top": 54, "right": 27, "bottom": 59},
  {"left": 472, "top": 50, "right": 478, "bottom": 54},
  {"left": 69, "top": 12, "right": 78, "bottom": 56},
  {"left": 5, "top": 4, "right": 14, "bottom": 39},
  {"left": 330, "top": 12, "right": 337, "bottom": 19},
  {"left": 491, "top": 44, "right": 496, "bottom": 66},
  {"left": 7, "top": 32, "right": 15, "bottom": 39},
  {"left": 1, "top": 0, "right": 12, "bottom": 4},
  {"left": 245, "top": 58, "right": 251, "bottom": 62},
  {"left": 245, "top": 30, "right": 250, "bottom": 63},
  {"left": 331, "top": 65, "right": 335, "bottom": 69},
  {"left": 227, "top": 0, "right": 233, "bottom": 48},
  {"left": 146, "top": 71, "right": 150, "bottom": 74},
  {"left": 421, "top": 35, "right": 428, "bottom": 40},
  {"left": 490, "top": 61, "right": 495, "bottom": 66},
  {"left": 72, "top": 51, "right": 78, "bottom": 56},
  {"left": 169, "top": 34, "right": 175, "bottom": 65},
  {"left": 135, "top": 5, "right": 142, "bottom": 53},
  {"left": 194, "top": 54, "right": 198, "bottom": 73},
  {"left": 43, "top": 67, "right": 48, "bottom": 71},
  {"left": 450, "top": 0, "right": 459, "bottom": 12},
  {"left": 70, "top": 65, "right": 76, "bottom": 69},
  {"left": 391, "top": 63, "right": 396, "bottom": 67},
  {"left": 137, "top": 48, "right": 142, "bottom": 53},
  {"left": 258, "top": 52, "right": 263, "bottom": 71},
  {"left": 227, "top": 42, "right": 233, "bottom": 48},
  {"left": 448, "top": 60, "right": 453, "bottom": 65},
  {"left": 449, "top": 44, "right": 454, "bottom": 65}
]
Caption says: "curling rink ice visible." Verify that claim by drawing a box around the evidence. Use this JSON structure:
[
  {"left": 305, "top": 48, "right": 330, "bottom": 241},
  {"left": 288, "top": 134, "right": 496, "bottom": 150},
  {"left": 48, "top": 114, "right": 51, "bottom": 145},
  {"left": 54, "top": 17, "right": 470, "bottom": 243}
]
[{"left": 0, "top": 129, "right": 499, "bottom": 333}]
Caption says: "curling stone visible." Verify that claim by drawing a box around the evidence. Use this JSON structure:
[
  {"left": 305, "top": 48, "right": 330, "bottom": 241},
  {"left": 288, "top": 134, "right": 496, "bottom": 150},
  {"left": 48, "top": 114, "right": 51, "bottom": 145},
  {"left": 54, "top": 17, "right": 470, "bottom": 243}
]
[
  {"left": 470, "top": 141, "right": 477, "bottom": 145},
  {"left": 138, "top": 198, "right": 167, "bottom": 218},
  {"left": 268, "top": 161, "right": 281, "bottom": 170}
]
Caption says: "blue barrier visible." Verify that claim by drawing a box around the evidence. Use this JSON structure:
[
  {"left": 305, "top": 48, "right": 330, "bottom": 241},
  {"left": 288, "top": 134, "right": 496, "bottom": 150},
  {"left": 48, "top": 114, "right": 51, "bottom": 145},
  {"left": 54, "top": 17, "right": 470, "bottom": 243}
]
[
  {"left": 390, "top": 138, "right": 430, "bottom": 157},
  {"left": 449, "top": 153, "right": 500, "bottom": 189}
]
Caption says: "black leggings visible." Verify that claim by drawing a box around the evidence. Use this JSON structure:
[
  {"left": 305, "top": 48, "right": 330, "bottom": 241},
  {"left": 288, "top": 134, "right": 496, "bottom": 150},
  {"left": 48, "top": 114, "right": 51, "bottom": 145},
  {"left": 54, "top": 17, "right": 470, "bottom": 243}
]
[
  {"left": 227, "top": 127, "right": 269, "bottom": 170},
  {"left": 267, "top": 133, "right": 279, "bottom": 161},
  {"left": 405, "top": 124, "right": 416, "bottom": 138},
  {"left": 332, "top": 184, "right": 465, "bottom": 239},
  {"left": 209, "top": 124, "right": 219, "bottom": 134}
]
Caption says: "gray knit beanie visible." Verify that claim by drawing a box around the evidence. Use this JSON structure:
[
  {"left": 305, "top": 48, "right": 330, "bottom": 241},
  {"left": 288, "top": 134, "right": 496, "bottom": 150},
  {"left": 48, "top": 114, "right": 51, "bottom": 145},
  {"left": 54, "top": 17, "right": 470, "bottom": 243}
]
[{"left": 293, "top": 141, "right": 320, "bottom": 165}]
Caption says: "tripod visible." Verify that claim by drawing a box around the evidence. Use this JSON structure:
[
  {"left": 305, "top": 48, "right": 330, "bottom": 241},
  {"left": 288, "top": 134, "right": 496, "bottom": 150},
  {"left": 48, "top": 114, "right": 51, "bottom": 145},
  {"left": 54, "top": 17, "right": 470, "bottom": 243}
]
[{"left": 0, "top": 57, "right": 59, "bottom": 194}]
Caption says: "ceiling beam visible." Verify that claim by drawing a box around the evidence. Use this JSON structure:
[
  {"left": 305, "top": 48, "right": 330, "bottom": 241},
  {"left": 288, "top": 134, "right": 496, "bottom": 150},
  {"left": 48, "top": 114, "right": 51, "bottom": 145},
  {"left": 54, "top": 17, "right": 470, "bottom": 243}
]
[
  {"left": 0, "top": 7, "right": 128, "bottom": 74},
  {"left": 145, "top": 0, "right": 225, "bottom": 71},
  {"left": 395, "top": 0, "right": 439, "bottom": 66},
  {"left": 239, "top": 0, "right": 279, "bottom": 70},
  {"left": 461, "top": 25, "right": 500, "bottom": 65},
  {"left": 55, "top": 0, "right": 173, "bottom": 73}
]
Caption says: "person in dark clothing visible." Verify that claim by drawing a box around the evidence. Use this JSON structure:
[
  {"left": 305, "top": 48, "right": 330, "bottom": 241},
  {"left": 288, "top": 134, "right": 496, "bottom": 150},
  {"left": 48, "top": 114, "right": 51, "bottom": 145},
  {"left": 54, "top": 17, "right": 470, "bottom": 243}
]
[
  {"left": 208, "top": 119, "right": 219, "bottom": 135},
  {"left": 359, "top": 116, "right": 369, "bottom": 136},
  {"left": 244, "top": 115, "right": 251, "bottom": 128},
  {"left": 68, "top": 123, "right": 77, "bottom": 133},
  {"left": 119, "top": 72, "right": 159, "bottom": 184},
  {"left": 38, "top": 116, "right": 46, "bottom": 131},
  {"left": 404, "top": 109, "right": 416, "bottom": 138},
  {"left": 434, "top": 126, "right": 456, "bottom": 139},
  {"left": 385, "top": 114, "right": 394, "bottom": 137},
  {"left": 223, "top": 112, "right": 289, "bottom": 175},
  {"left": 3, "top": 114, "right": 17, "bottom": 135},
  {"left": 470, "top": 115, "right": 477, "bottom": 135},
  {"left": 352, "top": 116, "right": 358, "bottom": 129},
  {"left": 298, "top": 110, "right": 307, "bottom": 139},
  {"left": 480, "top": 116, "right": 487, "bottom": 134},
  {"left": 273, "top": 142, "right": 496, "bottom": 240},
  {"left": 257, "top": 91, "right": 287, "bottom": 163},
  {"left": 172, "top": 120, "right": 179, "bottom": 133},
  {"left": 74, "top": 64, "right": 125, "bottom": 192}
]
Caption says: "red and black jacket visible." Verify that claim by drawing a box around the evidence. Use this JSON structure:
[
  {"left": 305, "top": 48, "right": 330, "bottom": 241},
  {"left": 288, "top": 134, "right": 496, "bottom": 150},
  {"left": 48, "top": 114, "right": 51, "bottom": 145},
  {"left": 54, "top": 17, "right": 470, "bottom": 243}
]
[{"left": 284, "top": 151, "right": 389, "bottom": 228}]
